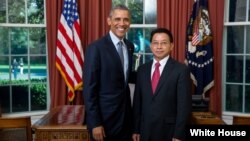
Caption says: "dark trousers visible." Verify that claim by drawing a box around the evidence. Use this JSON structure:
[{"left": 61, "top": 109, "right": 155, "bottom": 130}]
[
  {"left": 89, "top": 125, "right": 132, "bottom": 141},
  {"left": 90, "top": 134, "right": 132, "bottom": 141}
]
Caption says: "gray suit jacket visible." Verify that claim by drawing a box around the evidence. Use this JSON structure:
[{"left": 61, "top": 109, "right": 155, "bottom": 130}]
[{"left": 133, "top": 57, "right": 192, "bottom": 141}]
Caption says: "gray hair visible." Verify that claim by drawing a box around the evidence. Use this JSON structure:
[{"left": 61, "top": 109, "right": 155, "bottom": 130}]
[{"left": 109, "top": 4, "right": 130, "bottom": 18}]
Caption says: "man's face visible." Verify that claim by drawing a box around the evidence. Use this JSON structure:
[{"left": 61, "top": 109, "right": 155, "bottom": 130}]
[
  {"left": 107, "top": 9, "right": 130, "bottom": 40},
  {"left": 150, "top": 33, "right": 174, "bottom": 61}
]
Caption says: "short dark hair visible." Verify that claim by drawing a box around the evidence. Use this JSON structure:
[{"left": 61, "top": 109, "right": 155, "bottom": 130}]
[
  {"left": 150, "top": 28, "right": 173, "bottom": 43},
  {"left": 109, "top": 4, "right": 130, "bottom": 18}
]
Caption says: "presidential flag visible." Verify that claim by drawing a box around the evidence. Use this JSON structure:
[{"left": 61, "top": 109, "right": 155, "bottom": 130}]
[
  {"left": 56, "top": 0, "right": 84, "bottom": 102},
  {"left": 185, "top": 0, "right": 214, "bottom": 97}
]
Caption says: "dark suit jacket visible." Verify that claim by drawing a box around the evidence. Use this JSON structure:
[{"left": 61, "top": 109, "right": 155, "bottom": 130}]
[
  {"left": 133, "top": 57, "right": 192, "bottom": 141},
  {"left": 83, "top": 33, "right": 135, "bottom": 140}
]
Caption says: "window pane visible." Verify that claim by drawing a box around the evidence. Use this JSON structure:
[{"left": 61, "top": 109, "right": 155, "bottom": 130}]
[
  {"left": 227, "top": 26, "right": 244, "bottom": 54},
  {"left": 133, "top": 53, "right": 147, "bottom": 71},
  {"left": 127, "top": 28, "right": 154, "bottom": 71},
  {"left": 0, "top": 56, "right": 10, "bottom": 82},
  {"left": 226, "top": 55, "right": 243, "bottom": 83},
  {"left": 128, "top": 0, "right": 143, "bottom": 24},
  {"left": 145, "top": 0, "right": 156, "bottom": 24},
  {"left": 30, "top": 56, "right": 47, "bottom": 80},
  {"left": 10, "top": 56, "right": 28, "bottom": 81},
  {"left": 128, "top": 28, "right": 143, "bottom": 53},
  {"left": 133, "top": 53, "right": 153, "bottom": 71},
  {"left": 112, "top": 0, "right": 125, "bottom": 6},
  {"left": 127, "top": 28, "right": 153, "bottom": 53},
  {"left": 247, "top": 26, "right": 250, "bottom": 53},
  {"left": 28, "top": 0, "right": 44, "bottom": 24},
  {"left": 0, "top": 27, "right": 9, "bottom": 55},
  {"left": 18, "top": 57, "right": 26, "bottom": 76},
  {"left": 133, "top": 54, "right": 139, "bottom": 71},
  {"left": 249, "top": 1, "right": 250, "bottom": 21},
  {"left": 246, "top": 85, "right": 250, "bottom": 113},
  {"left": 226, "top": 84, "right": 242, "bottom": 112},
  {"left": 0, "top": 86, "right": 10, "bottom": 113},
  {"left": 144, "top": 28, "right": 154, "bottom": 53},
  {"left": 29, "top": 27, "right": 46, "bottom": 54},
  {"left": 12, "top": 85, "right": 29, "bottom": 112},
  {"left": 10, "top": 27, "right": 28, "bottom": 54},
  {"left": 0, "top": 0, "right": 6, "bottom": 23},
  {"left": 229, "top": 0, "right": 247, "bottom": 22},
  {"left": 8, "top": 0, "right": 25, "bottom": 23},
  {"left": 11, "top": 57, "right": 20, "bottom": 81},
  {"left": 31, "top": 83, "right": 47, "bottom": 111},
  {"left": 246, "top": 56, "right": 250, "bottom": 83}
]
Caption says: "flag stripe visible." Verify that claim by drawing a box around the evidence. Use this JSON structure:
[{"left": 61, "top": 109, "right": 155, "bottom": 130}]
[
  {"left": 192, "top": 33, "right": 200, "bottom": 45},
  {"left": 73, "top": 23, "right": 84, "bottom": 65},
  {"left": 56, "top": 38, "right": 75, "bottom": 78},
  {"left": 56, "top": 57, "right": 74, "bottom": 91},
  {"left": 72, "top": 25, "right": 83, "bottom": 82},
  {"left": 192, "top": 19, "right": 200, "bottom": 45},
  {"left": 70, "top": 18, "right": 83, "bottom": 86}
]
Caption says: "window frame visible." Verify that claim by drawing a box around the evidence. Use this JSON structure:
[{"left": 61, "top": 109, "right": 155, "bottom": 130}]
[
  {"left": 0, "top": 0, "right": 49, "bottom": 116},
  {"left": 222, "top": 0, "right": 250, "bottom": 116}
]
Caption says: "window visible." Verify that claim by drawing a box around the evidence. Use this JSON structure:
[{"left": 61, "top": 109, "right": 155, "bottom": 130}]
[
  {"left": 112, "top": 0, "right": 157, "bottom": 71},
  {"left": 223, "top": 0, "right": 250, "bottom": 114},
  {"left": 0, "top": 0, "right": 48, "bottom": 114}
]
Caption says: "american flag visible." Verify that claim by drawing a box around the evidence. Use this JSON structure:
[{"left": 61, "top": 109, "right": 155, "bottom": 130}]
[
  {"left": 56, "top": 0, "right": 84, "bottom": 102},
  {"left": 191, "top": 20, "right": 200, "bottom": 46}
]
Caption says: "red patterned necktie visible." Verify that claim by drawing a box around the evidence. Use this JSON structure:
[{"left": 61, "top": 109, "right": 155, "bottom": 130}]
[{"left": 151, "top": 62, "right": 160, "bottom": 94}]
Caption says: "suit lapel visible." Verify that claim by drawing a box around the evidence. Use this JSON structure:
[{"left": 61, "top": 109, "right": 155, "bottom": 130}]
[
  {"left": 146, "top": 62, "right": 153, "bottom": 93},
  {"left": 105, "top": 34, "right": 124, "bottom": 75},
  {"left": 124, "top": 39, "right": 133, "bottom": 68},
  {"left": 144, "top": 61, "right": 154, "bottom": 96},
  {"left": 124, "top": 39, "right": 132, "bottom": 83},
  {"left": 153, "top": 58, "right": 174, "bottom": 97}
]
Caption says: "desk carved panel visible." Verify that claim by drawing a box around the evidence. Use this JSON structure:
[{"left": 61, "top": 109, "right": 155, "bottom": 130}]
[{"left": 35, "top": 129, "right": 89, "bottom": 141}]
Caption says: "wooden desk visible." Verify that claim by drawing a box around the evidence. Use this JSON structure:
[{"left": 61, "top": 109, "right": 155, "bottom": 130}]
[
  {"left": 191, "top": 112, "right": 226, "bottom": 125},
  {"left": 32, "top": 105, "right": 90, "bottom": 141}
]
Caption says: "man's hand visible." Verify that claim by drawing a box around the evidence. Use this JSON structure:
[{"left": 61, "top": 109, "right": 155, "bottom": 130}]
[
  {"left": 132, "top": 133, "right": 140, "bottom": 141},
  {"left": 172, "top": 138, "right": 181, "bottom": 141},
  {"left": 92, "top": 126, "right": 105, "bottom": 141}
]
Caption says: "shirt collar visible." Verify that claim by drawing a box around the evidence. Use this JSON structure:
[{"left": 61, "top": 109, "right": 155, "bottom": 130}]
[
  {"left": 153, "top": 55, "right": 169, "bottom": 67},
  {"left": 109, "top": 30, "right": 124, "bottom": 45}
]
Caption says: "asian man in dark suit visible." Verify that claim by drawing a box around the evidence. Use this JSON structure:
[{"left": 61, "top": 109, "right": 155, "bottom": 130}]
[
  {"left": 132, "top": 28, "right": 192, "bottom": 141},
  {"left": 83, "top": 4, "right": 135, "bottom": 141}
]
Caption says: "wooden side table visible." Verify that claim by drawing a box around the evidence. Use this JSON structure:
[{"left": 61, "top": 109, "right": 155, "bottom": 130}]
[{"left": 32, "top": 105, "right": 90, "bottom": 141}]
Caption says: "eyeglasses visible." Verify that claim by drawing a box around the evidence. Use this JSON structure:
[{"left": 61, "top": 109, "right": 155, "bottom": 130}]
[{"left": 151, "top": 41, "right": 170, "bottom": 47}]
